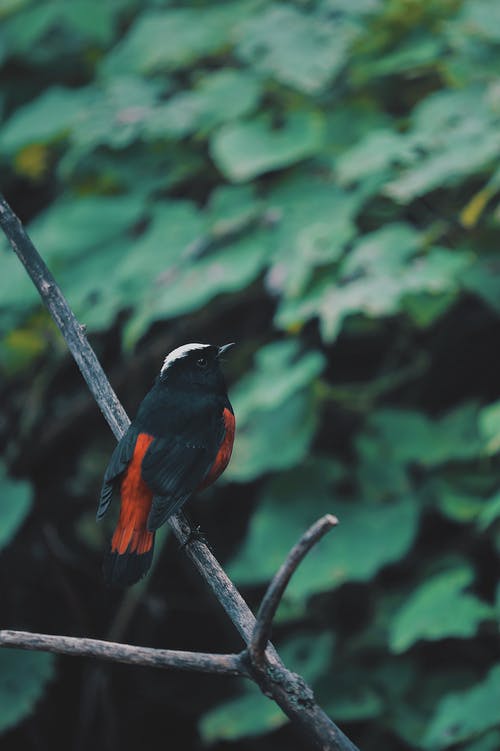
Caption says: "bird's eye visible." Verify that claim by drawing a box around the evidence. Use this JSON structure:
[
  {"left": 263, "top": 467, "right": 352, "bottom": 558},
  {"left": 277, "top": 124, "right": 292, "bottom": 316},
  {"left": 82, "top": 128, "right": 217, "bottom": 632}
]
[{"left": 197, "top": 356, "right": 208, "bottom": 368}]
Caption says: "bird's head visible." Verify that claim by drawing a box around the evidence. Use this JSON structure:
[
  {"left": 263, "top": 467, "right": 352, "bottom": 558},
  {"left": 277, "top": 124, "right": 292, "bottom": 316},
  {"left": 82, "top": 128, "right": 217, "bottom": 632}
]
[{"left": 159, "top": 342, "right": 234, "bottom": 391}]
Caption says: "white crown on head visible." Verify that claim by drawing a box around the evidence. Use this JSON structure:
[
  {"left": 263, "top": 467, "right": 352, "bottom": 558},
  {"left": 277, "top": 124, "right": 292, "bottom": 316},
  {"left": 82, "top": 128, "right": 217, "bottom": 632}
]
[{"left": 161, "top": 343, "right": 210, "bottom": 374}]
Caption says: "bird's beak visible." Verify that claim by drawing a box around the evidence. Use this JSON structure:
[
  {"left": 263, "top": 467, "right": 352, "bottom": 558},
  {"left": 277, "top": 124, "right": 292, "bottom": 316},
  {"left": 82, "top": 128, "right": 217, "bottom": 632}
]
[{"left": 217, "top": 342, "right": 235, "bottom": 358}]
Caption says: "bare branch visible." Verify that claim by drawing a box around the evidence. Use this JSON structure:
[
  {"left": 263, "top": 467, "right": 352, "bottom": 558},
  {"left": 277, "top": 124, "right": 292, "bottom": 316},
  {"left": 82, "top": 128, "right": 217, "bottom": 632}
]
[
  {"left": 0, "top": 194, "right": 361, "bottom": 751},
  {"left": 0, "top": 630, "right": 246, "bottom": 676},
  {"left": 250, "top": 514, "right": 339, "bottom": 670}
]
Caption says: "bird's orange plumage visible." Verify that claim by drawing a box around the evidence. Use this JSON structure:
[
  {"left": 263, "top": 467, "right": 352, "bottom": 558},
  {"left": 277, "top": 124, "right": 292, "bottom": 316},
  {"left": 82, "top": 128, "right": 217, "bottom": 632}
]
[{"left": 111, "top": 432, "right": 154, "bottom": 555}]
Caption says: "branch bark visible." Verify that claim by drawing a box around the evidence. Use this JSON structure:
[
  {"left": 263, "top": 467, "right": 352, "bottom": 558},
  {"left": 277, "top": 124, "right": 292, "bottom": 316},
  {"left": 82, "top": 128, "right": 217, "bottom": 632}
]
[
  {"left": 0, "top": 630, "right": 246, "bottom": 676},
  {"left": 0, "top": 194, "right": 361, "bottom": 751},
  {"left": 250, "top": 514, "right": 338, "bottom": 671}
]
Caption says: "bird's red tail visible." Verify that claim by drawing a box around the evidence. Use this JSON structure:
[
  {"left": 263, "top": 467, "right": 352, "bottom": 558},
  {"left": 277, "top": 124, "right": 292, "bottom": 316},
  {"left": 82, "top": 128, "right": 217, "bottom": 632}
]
[{"left": 104, "top": 433, "right": 155, "bottom": 587}]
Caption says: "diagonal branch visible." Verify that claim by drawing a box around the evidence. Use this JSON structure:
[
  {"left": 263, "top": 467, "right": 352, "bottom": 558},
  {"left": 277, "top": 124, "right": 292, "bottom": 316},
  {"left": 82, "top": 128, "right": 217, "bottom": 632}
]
[
  {"left": 0, "top": 630, "right": 246, "bottom": 676},
  {"left": 250, "top": 514, "right": 338, "bottom": 671},
  {"left": 0, "top": 194, "right": 361, "bottom": 751}
]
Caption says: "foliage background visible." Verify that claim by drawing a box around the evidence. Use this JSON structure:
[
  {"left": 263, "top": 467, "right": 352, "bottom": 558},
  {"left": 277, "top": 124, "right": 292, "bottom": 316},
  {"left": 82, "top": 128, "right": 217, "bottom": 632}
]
[{"left": 1, "top": 0, "right": 500, "bottom": 749}]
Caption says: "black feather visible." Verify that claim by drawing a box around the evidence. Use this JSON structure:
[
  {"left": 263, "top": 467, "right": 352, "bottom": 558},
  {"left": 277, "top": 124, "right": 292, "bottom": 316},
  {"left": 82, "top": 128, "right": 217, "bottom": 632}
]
[
  {"left": 96, "top": 427, "right": 138, "bottom": 520},
  {"left": 103, "top": 541, "right": 154, "bottom": 588}
]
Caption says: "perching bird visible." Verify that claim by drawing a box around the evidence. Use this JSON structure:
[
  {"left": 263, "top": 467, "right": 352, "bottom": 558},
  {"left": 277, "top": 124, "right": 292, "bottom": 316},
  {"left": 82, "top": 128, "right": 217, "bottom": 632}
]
[{"left": 96, "top": 342, "right": 235, "bottom": 587}]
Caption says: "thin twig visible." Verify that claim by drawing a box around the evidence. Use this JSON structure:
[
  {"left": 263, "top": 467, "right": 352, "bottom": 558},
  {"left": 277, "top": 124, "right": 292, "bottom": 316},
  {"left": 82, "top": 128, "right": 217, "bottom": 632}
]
[
  {"left": 250, "top": 514, "right": 338, "bottom": 670},
  {"left": 0, "top": 194, "right": 361, "bottom": 751},
  {"left": 0, "top": 630, "right": 246, "bottom": 676}
]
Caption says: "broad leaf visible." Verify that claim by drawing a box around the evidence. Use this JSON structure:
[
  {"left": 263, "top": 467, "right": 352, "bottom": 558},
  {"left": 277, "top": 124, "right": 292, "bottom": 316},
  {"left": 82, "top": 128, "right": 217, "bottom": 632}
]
[
  {"left": 0, "top": 462, "right": 33, "bottom": 551},
  {"left": 0, "top": 650, "right": 54, "bottom": 733},
  {"left": 423, "top": 665, "right": 500, "bottom": 749},
  {"left": 228, "top": 460, "right": 419, "bottom": 602},
  {"left": 389, "top": 566, "right": 494, "bottom": 652},
  {"left": 236, "top": 4, "right": 354, "bottom": 94},
  {"left": 210, "top": 110, "right": 325, "bottom": 182}
]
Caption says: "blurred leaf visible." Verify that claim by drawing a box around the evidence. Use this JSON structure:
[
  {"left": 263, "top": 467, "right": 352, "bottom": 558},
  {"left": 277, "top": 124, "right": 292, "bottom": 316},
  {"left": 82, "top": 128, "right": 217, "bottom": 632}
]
[
  {"left": 123, "top": 228, "right": 269, "bottom": 348},
  {"left": 277, "top": 223, "right": 471, "bottom": 340},
  {"left": 30, "top": 194, "right": 146, "bottom": 262},
  {"left": 102, "top": 2, "right": 259, "bottom": 76},
  {"left": 227, "top": 388, "right": 319, "bottom": 482},
  {"left": 0, "top": 650, "right": 54, "bottom": 734},
  {"left": 0, "top": 462, "right": 33, "bottom": 552},
  {"left": 318, "top": 671, "right": 384, "bottom": 722},
  {"left": 461, "top": 257, "right": 500, "bottom": 315},
  {"left": 236, "top": 4, "right": 354, "bottom": 94},
  {"left": 389, "top": 566, "right": 494, "bottom": 653},
  {"left": 199, "top": 688, "right": 286, "bottom": 742},
  {"left": 266, "top": 175, "right": 365, "bottom": 299},
  {"left": 359, "top": 404, "right": 482, "bottom": 470},
  {"left": 145, "top": 69, "right": 261, "bottom": 139},
  {"left": 2, "top": 0, "right": 118, "bottom": 55},
  {"left": 479, "top": 399, "right": 500, "bottom": 454},
  {"left": 68, "top": 76, "right": 163, "bottom": 154},
  {"left": 423, "top": 665, "right": 500, "bottom": 749},
  {"left": 460, "top": 731, "right": 500, "bottom": 751},
  {"left": 477, "top": 491, "right": 500, "bottom": 531},
  {"left": 455, "top": 0, "right": 500, "bottom": 43},
  {"left": 228, "top": 460, "right": 419, "bottom": 603},
  {"left": 231, "top": 339, "right": 325, "bottom": 420},
  {"left": 210, "top": 110, "right": 325, "bottom": 182},
  {"left": 226, "top": 340, "right": 324, "bottom": 481},
  {"left": 0, "top": 86, "right": 92, "bottom": 154},
  {"left": 335, "top": 128, "right": 416, "bottom": 185}
]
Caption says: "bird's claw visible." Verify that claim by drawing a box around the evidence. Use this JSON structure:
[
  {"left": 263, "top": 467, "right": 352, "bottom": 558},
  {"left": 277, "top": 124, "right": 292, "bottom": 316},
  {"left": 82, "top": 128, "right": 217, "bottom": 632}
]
[{"left": 179, "top": 524, "right": 208, "bottom": 550}]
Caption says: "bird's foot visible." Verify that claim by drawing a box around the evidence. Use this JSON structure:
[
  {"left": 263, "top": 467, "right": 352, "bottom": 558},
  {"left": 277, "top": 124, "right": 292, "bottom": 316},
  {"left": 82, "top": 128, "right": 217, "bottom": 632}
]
[{"left": 179, "top": 524, "right": 209, "bottom": 550}]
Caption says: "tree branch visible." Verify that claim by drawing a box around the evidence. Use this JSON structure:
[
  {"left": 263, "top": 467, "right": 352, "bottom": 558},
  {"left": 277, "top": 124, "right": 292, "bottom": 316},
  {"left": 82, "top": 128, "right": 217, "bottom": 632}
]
[
  {"left": 0, "top": 194, "right": 361, "bottom": 751},
  {"left": 0, "top": 630, "right": 246, "bottom": 676},
  {"left": 249, "top": 514, "right": 338, "bottom": 670}
]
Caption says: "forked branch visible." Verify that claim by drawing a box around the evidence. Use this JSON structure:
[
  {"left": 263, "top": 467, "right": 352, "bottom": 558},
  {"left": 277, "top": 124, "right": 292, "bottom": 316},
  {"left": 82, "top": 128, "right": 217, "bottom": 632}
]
[{"left": 0, "top": 194, "right": 360, "bottom": 751}]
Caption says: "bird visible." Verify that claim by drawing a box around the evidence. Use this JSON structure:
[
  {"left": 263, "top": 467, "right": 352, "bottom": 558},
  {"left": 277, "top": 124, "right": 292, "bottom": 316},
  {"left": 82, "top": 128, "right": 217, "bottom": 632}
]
[{"left": 96, "top": 342, "right": 235, "bottom": 587}]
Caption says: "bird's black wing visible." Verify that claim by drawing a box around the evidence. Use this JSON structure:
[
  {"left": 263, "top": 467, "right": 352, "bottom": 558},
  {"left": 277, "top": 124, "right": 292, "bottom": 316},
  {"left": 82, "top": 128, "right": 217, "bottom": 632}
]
[
  {"left": 142, "top": 417, "right": 226, "bottom": 531},
  {"left": 96, "top": 426, "right": 139, "bottom": 520}
]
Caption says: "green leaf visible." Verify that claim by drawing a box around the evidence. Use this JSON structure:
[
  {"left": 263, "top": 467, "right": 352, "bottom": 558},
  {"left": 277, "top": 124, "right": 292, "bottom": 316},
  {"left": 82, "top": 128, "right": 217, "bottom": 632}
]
[
  {"left": 455, "top": 0, "right": 500, "bottom": 43},
  {"left": 29, "top": 194, "right": 146, "bottom": 262},
  {"left": 479, "top": 399, "right": 500, "bottom": 454},
  {"left": 227, "top": 388, "right": 319, "bottom": 482},
  {"left": 225, "top": 340, "right": 324, "bottom": 481},
  {"left": 0, "top": 462, "right": 33, "bottom": 552},
  {"left": 389, "top": 566, "right": 494, "bottom": 653},
  {"left": 68, "top": 76, "right": 163, "bottom": 153},
  {"left": 460, "top": 731, "right": 500, "bottom": 751},
  {"left": 276, "top": 224, "right": 471, "bottom": 341},
  {"left": 0, "top": 86, "right": 92, "bottom": 154},
  {"left": 228, "top": 460, "right": 419, "bottom": 602},
  {"left": 0, "top": 649, "right": 54, "bottom": 733},
  {"left": 359, "top": 404, "right": 482, "bottom": 470},
  {"left": 461, "top": 257, "right": 500, "bottom": 316},
  {"left": 383, "top": 86, "right": 500, "bottom": 203},
  {"left": 145, "top": 69, "right": 261, "bottom": 139},
  {"left": 236, "top": 4, "right": 354, "bottom": 94},
  {"left": 102, "top": 2, "right": 259, "bottom": 76},
  {"left": 335, "top": 128, "right": 416, "bottom": 185},
  {"left": 230, "top": 339, "right": 325, "bottom": 421},
  {"left": 2, "top": 0, "right": 119, "bottom": 55},
  {"left": 266, "top": 175, "right": 364, "bottom": 298},
  {"left": 423, "top": 665, "right": 500, "bottom": 749},
  {"left": 210, "top": 110, "right": 325, "bottom": 182},
  {"left": 123, "top": 229, "right": 269, "bottom": 348},
  {"left": 477, "top": 490, "right": 500, "bottom": 531},
  {"left": 199, "top": 688, "right": 286, "bottom": 743},
  {"left": 318, "top": 670, "right": 384, "bottom": 722}
]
